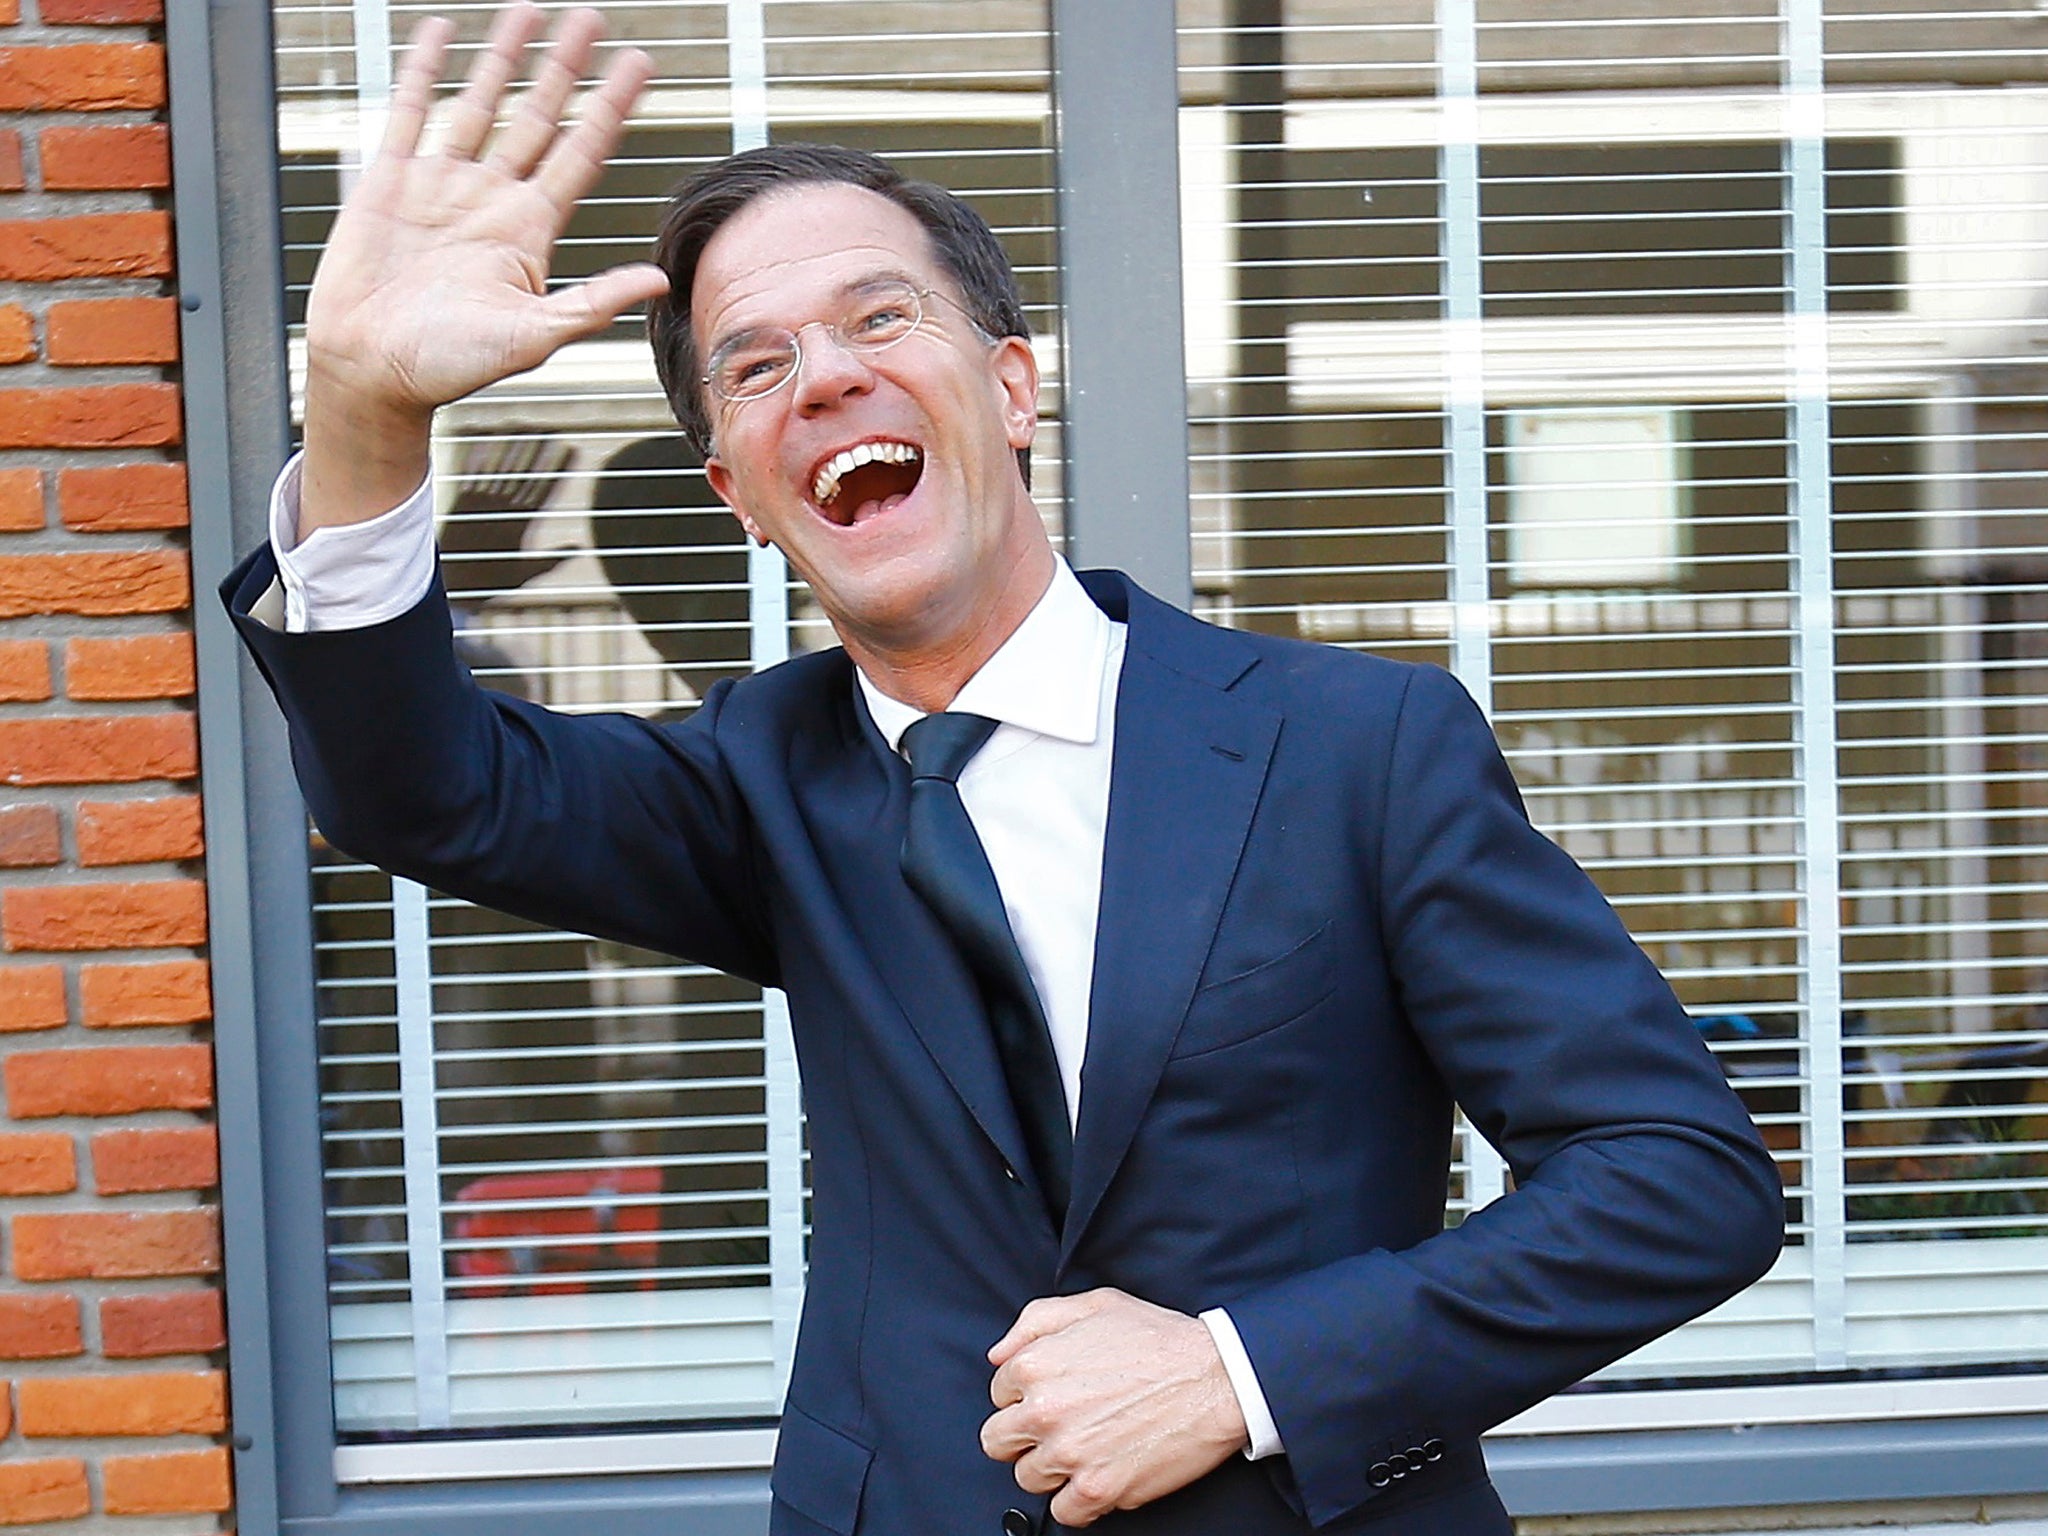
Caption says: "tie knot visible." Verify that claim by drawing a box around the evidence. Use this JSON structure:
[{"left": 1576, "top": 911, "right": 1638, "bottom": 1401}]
[{"left": 901, "top": 711, "right": 999, "bottom": 784}]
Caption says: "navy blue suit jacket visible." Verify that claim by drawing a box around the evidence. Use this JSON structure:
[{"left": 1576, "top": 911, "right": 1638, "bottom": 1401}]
[{"left": 225, "top": 552, "right": 1783, "bottom": 1535}]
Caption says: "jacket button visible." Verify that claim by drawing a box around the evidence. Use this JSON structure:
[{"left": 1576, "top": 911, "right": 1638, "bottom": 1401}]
[
  {"left": 1002, "top": 1163, "right": 1021, "bottom": 1183},
  {"left": 1388, "top": 1451, "right": 1411, "bottom": 1475},
  {"left": 1002, "top": 1507, "right": 1034, "bottom": 1536},
  {"left": 1423, "top": 1438, "right": 1445, "bottom": 1461},
  {"left": 1367, "top": 1461, "right": 1393, "bottom": 1488}
]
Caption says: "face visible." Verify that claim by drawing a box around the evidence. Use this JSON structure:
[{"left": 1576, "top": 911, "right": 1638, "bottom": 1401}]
[{"left": 693, "top": 183, "right": 1048, "bottom": 662}]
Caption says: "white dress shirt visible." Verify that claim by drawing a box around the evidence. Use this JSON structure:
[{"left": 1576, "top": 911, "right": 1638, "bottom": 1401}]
[{"left": 267, "top": 454, "right": 1285, "bottom": 1458}]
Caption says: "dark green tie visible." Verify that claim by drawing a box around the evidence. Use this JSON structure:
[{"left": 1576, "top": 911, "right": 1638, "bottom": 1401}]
[{"left": 899, "top": 711, "right": 1073, "bottom": 1222}]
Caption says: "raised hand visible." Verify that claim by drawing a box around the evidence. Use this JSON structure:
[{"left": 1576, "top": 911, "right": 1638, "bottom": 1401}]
[{"left": 300, "top": 5, "right": 670, "bottom": 536}]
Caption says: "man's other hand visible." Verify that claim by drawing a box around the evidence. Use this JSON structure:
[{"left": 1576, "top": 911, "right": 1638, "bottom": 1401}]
[
  {"left": 300, "top": 4, "right": 670, "bottom": 536},
  {"left": 981, "top": 1288, "right": 1250, "bottom": 1527}
]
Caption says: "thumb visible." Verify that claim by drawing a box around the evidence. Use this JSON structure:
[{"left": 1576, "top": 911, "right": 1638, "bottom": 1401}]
[{"left": 542, "top": 261, "right": 672, "bottom": 343}]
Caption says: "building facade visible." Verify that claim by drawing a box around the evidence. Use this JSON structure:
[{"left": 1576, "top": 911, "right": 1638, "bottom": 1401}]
[{"left": 2, "top": 0, "right": 2048, "bottom": 1531}]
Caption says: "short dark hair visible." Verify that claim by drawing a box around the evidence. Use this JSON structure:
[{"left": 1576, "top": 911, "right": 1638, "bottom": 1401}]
[{"left": 648, "top": 143, "right": 1033, "bottom": 486}]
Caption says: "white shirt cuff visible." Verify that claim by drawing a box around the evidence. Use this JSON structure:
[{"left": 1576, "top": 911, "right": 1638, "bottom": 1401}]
[
  {"left": 268, "top": 450, "right": 438, "bottom": 634},
  {"left": 1199, "top": 1307, "right": 1285, "bottom": 1460}
]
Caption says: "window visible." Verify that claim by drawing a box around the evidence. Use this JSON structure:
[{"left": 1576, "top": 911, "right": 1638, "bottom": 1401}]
[
  {"left": 1176, "top": 0, "right": 2048, "bottom": 1461},
  {"left": 191, "top": 0, "right": 2048, "bottom": 1528},
  {"left": 261, "top": 0, "right": 1062, "bottom": 1490}
]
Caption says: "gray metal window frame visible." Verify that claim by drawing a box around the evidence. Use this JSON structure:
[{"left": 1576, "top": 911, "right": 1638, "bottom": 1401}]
[{"left": 174, "top": 1, "right": 2048, "bottom": 1531}]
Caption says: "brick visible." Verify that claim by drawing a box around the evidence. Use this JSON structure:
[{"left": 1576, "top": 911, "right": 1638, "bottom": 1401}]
[
  {"left": 42, "top": 0, "right": 165, "bottom": 21},
  {"left": 0, "top": 965, "right": 65, "bottom": 1031},
  {"left": 40, "top": 123, "right": 169, "bottom": 192},
  {"left": 0, "top": 129, "right": 22, "bottom": 193},
  {"left": 100, "top": 1291, "right": 224, "bottom": 1359},
  {"left": 0, "top": 640, "right": 50, "bottom": 701},
  {"left": 66, "top": 634, "right": 195, "bottom": 701},
  {"left": 0, "top": 383, "right": 180, "bottom": 447},
  {"left": 0, "top": 715, "right": 196, "bottom": 784},
  {"left": 58, "top": 462, "right": 186, "bottom": 531},
  {"left": 76, "top": 796, "right": 202, "bottom": 865},
  {"left": 0, "top": 304, "right": 30, "bottom": 364},
  {"left": 103, "top": 1447, "right": 232, "bottom": 1516},
  {"left": 12, "top": 1208, "right": 219, "bottom": 1281},
  {"left": 0, "top": 804, "right": 59, "bottom": 867},
  {"left": 66, "top": 636, "right": 192, "bottom": 708},
  {"left": 0, "top": 45, "right": 164, "bottom": 111},
  {"left": 0, "top": 551, "right": 188, "bottom": 619},
  {"left": 0, "top": 0, "right": 15, "bottom": 22},
  {"left": 0, "top": 1460, "right": 90, "bottom": 1525},
  {"left": 0, "top": 1294, "right": 81, "bottom": 1358},
  {"left": 0, "top": 212, "right": 171, "bottom": 283},
  {"left": 93, "top": 1125, "right": 216, "bottom": 1193},
  {"left": 19, "top": 1369, "right": 224, "bottom": 1437},
  {"left": 4, "top": 1043, "right": 212, "bottom": 1117},
  {"left": 80, "top": 959, "right": 207, "bottom": 1027},
  {"left": 0, "top": 1131, "right": 76, "bottom": 1195},
  {"left": 0, "top": 467, "right": 40, "bottom": 531},
  {"left": 47, "top": 297, "right": 178, "bottom": 366},
  {"left": 4, "top": 879, "right": 208, "bottom": 952}
]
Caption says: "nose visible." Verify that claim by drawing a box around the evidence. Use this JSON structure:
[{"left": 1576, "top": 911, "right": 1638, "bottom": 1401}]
[{"left": 790, "top": 320, "right": 875, "bottom": 414}]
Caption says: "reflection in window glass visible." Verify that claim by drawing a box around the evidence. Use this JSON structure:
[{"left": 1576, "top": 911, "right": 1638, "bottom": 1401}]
[
  {"left": 1178, "top": 0, "right": 2048, "bottom": 1391},
  {"left": 272, "top": 0, "right": 1060, "bottom": 1446}
]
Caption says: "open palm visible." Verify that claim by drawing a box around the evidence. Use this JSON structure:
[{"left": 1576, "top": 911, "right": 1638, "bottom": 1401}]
[{"left": 308, "top": 5, "right": 668, "bottom": 414}]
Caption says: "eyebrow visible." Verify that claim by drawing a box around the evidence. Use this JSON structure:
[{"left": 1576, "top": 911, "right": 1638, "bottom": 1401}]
[{"left": 706, "top": 268, "right": 925, "bottom": 356}]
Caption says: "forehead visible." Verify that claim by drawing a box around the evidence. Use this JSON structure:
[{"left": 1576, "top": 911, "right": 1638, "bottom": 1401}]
[{"left": 691, "top": 183, "right": 942, "bottom": 347}]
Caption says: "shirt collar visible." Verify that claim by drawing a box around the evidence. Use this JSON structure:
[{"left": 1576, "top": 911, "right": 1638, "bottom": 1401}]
[{"left": 857, "top": 557, "right": 1115, "bottom": 753}]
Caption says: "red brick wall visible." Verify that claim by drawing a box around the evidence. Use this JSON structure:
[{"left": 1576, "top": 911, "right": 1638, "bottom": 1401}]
[{"left": 0, "top": 0, "right": 228, "bottom": 1526}]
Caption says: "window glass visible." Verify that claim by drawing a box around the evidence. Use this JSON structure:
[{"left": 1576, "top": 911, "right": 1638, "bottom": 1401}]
[
  {"left": 271, "top": 0, "right": 1060, "bottom": 1460},
  {"left": 1178, "top": 0, "right": 2048, "bottom": 1404}
]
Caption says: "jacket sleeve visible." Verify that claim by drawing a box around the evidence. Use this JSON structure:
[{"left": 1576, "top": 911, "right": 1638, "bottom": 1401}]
[
  {"left": 222, "top": 542, "right": 777, "bottom": 987},
  {"left": 1224, "top": 663, "right": 1785, "bottom": 1528}
]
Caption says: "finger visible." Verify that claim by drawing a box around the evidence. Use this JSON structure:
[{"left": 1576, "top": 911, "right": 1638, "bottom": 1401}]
[
  {"left": 979, "top": 1405, "right": 1031, "bottom": 1462},
  {"left": 1050, "top": 1479, "right": 1111, "bottom": 1528},
  {"left": 988, "top": 1355, "right": 1024, "bottom": 1409},
  {"left": 988, "top": 1292, "right": 1103, "bottom": 1367},
  {"left": 539, "top": 262, "right": 672, "bottom": 345},
  {"left": 378, "top": 15, "right": 457, "bottom": 163},
  {"left": 532, "top": 45, "right": 656, "bottom": 219},
  {"left": 440, "top": 3, "right": 548, "bottom": 162},
  {"left": 1012, "top": 1451, "right": 1067, "bottom": 1498},
  {"left": 487, "top": 7, "right": 606, "bottom": 177}
]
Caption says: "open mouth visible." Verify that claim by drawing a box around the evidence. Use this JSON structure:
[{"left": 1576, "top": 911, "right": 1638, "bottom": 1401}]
[{"left": 811, "top": 440, "right": 923, "bottom": 526}]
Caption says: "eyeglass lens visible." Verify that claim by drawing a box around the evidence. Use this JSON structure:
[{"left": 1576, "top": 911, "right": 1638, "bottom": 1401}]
[{"left": 707, "top": 281, "right": 926, "bottom": 402}]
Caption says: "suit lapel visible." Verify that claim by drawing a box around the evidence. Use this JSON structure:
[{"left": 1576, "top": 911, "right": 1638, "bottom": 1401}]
[
  {"left": 1061, "top": 588, "right": 1281, "bottom": 1261},
  {"left": 796, "top": 676, "right": 1046, "bottom": 1213}
]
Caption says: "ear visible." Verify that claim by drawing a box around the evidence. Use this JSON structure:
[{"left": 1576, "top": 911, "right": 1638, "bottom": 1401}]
[
  {"left": 703, "top": 454, "right": 771, "bottom": 547},
  {"left": 990, "top": 334, "right": 1040, "bottom": 454}
]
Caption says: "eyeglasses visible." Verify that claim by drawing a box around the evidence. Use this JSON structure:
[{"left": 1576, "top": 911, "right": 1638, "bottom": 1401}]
[{"left": 701, "top": 279, "right": 971, "bottom": 405}]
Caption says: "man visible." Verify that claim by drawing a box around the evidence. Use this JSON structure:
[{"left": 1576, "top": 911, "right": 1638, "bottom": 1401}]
[{"left": 224, "top": 8, "right": 1784, "bottom": 1534}]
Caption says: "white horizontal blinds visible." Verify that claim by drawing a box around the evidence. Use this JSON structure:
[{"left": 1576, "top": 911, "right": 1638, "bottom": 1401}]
[
  {"left": 1178, "top": 0, "right": 2048, "bottom": 1396},
  {"left": 1822, "top": 3, "right": 2048, "bottom": 1373},
  {"left": 1178, "top": 6, "right": 1455, "bottom": 659},
  {"left": 272, "top": 0, "right": 1058, "bottom": 1466}
]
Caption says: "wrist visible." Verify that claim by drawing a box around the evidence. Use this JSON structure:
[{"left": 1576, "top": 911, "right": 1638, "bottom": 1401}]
[{"left": 299, "top": 367, "right": 435, "bottom": 538}]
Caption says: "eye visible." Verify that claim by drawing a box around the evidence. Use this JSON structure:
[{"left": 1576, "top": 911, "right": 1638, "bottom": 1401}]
[
  {"left": 714, "top": 340, "right": 796, "bottom": 396},
  {"left": 848, "top": 299, "right": 917, "bottom": 343}
]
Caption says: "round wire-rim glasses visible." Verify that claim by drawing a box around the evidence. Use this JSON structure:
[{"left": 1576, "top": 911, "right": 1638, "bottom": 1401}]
[{"left": 701, "top": 279, "right": 962, "bottom": 405}]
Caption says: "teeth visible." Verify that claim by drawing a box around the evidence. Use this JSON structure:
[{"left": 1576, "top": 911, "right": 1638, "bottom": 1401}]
[{"left": 812, "top": 441, "right": 921, "bottom": 505}]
